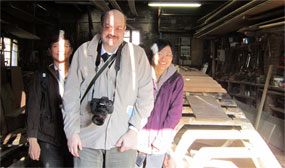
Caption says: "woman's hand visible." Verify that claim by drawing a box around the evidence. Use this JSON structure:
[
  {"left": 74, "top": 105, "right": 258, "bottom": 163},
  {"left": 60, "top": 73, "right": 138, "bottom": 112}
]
[
  {"left": 28, "top": 138, "right": 41, "bottom": 161},
  {"left": 67, "top": 133, "right": 82, "bottom": 157}
]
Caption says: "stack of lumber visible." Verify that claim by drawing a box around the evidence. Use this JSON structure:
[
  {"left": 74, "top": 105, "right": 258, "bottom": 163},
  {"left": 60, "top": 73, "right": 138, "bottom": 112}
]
[{"left": 179, "top": 68, "right": 227, "bottom": 93}]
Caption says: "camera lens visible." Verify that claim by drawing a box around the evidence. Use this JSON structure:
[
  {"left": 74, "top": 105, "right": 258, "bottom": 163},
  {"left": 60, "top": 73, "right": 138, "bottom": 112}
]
[
  {"left": 90, "top": 97, "right": 113, "bottom": 126},
  {"left": 92, "top": 114, "right": 105, "bottom": 126}
]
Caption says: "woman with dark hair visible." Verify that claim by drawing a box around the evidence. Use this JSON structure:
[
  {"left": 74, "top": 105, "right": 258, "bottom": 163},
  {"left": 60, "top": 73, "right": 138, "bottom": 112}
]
[
  {"left": 136, "top": 39, "right": 184, "bottom": 167},
  {"left": 26, "top": 30, "right": 74, "bottom": 167}
]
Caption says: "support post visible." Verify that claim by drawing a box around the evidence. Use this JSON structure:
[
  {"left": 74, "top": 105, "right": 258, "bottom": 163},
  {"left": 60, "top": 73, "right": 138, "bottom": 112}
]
[
  {"left": 211, "top": 40, "right": 216, "bottom": 78},
  {"left": 254, "top": 65, "right": 273, "bottom": 129}
]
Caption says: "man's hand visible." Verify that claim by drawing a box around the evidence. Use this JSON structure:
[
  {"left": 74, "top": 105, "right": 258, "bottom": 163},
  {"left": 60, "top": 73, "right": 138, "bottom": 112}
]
[
  {"left": 115, "top": 129, "right": 138, "bottom": 152},
  {"left": 28, "top": 138, "right": 41, "bottom": 161},
  {"left": 67, "top": 133, "right": 82, "bottom": 157}
]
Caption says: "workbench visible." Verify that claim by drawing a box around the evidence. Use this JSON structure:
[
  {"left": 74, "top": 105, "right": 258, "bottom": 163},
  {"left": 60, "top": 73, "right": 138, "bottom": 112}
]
[{"left": 169, "top": 68, "right": 281, "bottom": 168}]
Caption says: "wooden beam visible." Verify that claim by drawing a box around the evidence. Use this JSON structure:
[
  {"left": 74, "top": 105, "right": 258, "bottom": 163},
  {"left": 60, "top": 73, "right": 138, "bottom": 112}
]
[
  {"left": 204, "top": 0, "right": 239, "bottom": 24},
  {"left": 259, "top": 21, "right": 285, "bottom": 29},
  {"left": 90, "top": 0, "right": 110, "bottom": 12},
  {"left": 5, "top": 4, "right": 54, "bottom": 26},
  {"left": 238, "top": 16, "right": 285, "bottom": 32},
  {"left": 211, "top": 40, "right": 215, "bottom": 78},
  {"left": 4, "top": 25, "right": 40, "bottom": 40},
  {"left": 245, "top": 8, "right": 284, "bottom": 21},
  {"left": 196, "top": 0, "right": 284, "bottom": 38},
  {"left": 186, "top": 95, "right": 230, "bottom": 121},
  {"left": 195, "top": 0, "right": 260, "bottom": 36},
  {"left": 198, "top": 1, "right": 231, "bottom": 23},
  {"left": 108, "top": 0, "right": 122, "bottom": 11},
  {"left": 128, "top": 0, "right": 138, "bottom": 16},
  {"left": 254, "top": 65, "right": 273, "bottom": 129}
]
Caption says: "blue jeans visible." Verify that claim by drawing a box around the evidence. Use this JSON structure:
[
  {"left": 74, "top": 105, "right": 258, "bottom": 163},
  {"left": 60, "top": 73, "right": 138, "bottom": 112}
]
[
  {"left": 74, "top": 147, "right": 137, "bottom": 168},
  {"left": 39, "top": 140, "right": 73, "bottom": 167}
]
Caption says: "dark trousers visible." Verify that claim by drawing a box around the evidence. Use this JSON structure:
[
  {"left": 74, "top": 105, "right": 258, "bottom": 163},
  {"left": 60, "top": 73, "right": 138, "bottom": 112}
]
[{"left": 39, "top": 140, "right": 73, "bottom": 167}]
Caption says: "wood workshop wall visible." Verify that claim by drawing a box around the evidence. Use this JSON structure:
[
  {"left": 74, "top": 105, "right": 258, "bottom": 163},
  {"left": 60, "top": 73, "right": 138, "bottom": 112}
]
[{"left": 265, "top": 33, "right": 284, "bottom": 76}]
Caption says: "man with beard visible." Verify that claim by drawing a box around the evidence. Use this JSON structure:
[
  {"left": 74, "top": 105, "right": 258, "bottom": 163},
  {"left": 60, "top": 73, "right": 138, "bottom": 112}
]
[{"left": 62, "top": 9, "right": 154, "bottom": 167}]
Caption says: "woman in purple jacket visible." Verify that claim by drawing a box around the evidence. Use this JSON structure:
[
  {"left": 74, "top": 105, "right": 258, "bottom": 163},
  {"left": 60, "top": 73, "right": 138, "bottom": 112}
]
[{"left": 136, "top": 39, "right": 184, "bottom": 168}]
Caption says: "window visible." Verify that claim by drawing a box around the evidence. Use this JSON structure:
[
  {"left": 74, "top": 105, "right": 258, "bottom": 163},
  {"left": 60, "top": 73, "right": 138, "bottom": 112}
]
[
  {"left": 132, "top": 30, "right": 140, "bottom": 45},
  {"left": 124, "top": 30, "right": 140, "bottom": 45},
  {"left": 12, "top": 39, "right": 18, "bottom": 66},
  {"left": 124, "top": 30, "right": 130, "bottom": 43},
  {"left": 0, "top": 37, "right": 18, "bottom": 67}
]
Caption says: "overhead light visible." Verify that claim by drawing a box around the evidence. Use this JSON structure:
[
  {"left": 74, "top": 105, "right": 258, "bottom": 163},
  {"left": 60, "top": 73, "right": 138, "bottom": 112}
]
[{"left": 148, "top": 2, "right": 201, "bottom": 7}]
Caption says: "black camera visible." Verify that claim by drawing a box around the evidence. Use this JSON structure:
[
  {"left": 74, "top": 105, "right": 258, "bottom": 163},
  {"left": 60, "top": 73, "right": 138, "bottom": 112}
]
[{"left": 90, "top": 96, "right": 114, "bottom": 126}]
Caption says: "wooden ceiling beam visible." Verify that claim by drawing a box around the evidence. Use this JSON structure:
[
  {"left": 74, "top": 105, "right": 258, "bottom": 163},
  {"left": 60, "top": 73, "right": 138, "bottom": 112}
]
[
  {"left": 198, "top": 1, "right": 230, "bottom": 23},
  {"left": 5, "top": 4, "right": 54, "bottom": 26},
  {"left": 238, "top": 16, "right": 285, "bottom": 32},
  {"left": 128, "top": 0, "right": 138, "bottom": 16},
  {"left": 203, "top": 0, "right": 239, "bottom": 24},
  {"left": 195, "top": 0, "right": 284, "bottom": 38},
  {"left": 90, "top": 0, "right": 110, "bottom": 12},
  {"left": 108, "top": 0, "right": 122, "bottom": 12},
  {"left": 195, "top": 0, "right": 261, "bottom": 35}
]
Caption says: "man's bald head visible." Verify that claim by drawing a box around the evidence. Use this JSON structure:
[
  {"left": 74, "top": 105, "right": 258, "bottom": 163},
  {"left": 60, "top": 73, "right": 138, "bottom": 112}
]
[{"left": 101, "top": 9, "right": 127, "bottom": 27}]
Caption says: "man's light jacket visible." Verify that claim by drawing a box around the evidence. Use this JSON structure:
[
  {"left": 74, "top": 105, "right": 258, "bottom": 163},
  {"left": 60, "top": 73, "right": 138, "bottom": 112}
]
[{"left": 62, "top": 34, "right": 154, "bottom": 150}]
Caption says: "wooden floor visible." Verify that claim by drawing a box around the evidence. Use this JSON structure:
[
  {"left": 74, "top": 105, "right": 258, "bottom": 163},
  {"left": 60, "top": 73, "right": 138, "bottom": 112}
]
[{"left": 269, "top": 144, "right": 285, "bottom": 167}]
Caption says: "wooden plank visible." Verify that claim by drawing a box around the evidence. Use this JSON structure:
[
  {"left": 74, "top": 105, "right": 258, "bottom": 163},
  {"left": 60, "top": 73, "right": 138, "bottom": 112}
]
[
  {"left": 226, "top": 107, "right": 242, "bottom": 113},
  {"left": 184, "top": 79, "right": 219, "bottom": 83},
  {"left": 203, "top": 0, "right": 239, "bottom": 24},
  {"left": 219, "top": 99, "right": 237, "bottom": 107},
  {"left": 181, "top": 68, "right": 227, "bottom": 93},
  {"left": 259, "top": 21, "right": 285, "bottom": 29},
  {"left": 184, "top": 81, "right": 219, "bottom": 85},
  {"left": 238, "top": 16, "right": 285, "bottom": 32},
  {"left": 179, "top": 70, "right": 208, "bottom": 77},
  {"left": 184, "top": 82, "right": 221, "bottom": 87},
  {"left": 186, "top": 95, "right": 230, "bottom": 121},
  {"left": 183, "top": 75, "right": 216, "bottom": 79},
  {"left": 184, "top": 81, "right": 220, "bottom": 86},
  {"left": 195, "top": 0, "right": 260, "bottom": 35},
  {"left": 184, "top": 86, "right": 227, "bottom": 93},
  {"left": 182, "top": 107, "right": 193, "bottom": 114},
  {"left": 255, "top": 65, "right": 273, "bottom": 129},
  {"left": 196, "top": 0, "right": 284, "bottom": 38},
  {"left": 198, "top": 1, "right": 232, "bottom": 23},
  {"left": 183, "top": 77, "right": 220, "bottom": 83}
]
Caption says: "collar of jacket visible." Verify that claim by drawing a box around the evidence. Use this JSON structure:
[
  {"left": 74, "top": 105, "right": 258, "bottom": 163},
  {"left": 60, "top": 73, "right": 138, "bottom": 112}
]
[
  {"left": 87, "top": 34, "right": 101, "bottom": 57},
  {"left": 47, "top": 64, "right": 59, "bottom": 80}
]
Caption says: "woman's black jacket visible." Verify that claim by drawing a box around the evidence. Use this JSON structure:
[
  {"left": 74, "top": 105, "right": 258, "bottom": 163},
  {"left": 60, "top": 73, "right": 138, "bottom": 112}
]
[{"left": 26, "top": 64, "right": 67, "bottom": 146}]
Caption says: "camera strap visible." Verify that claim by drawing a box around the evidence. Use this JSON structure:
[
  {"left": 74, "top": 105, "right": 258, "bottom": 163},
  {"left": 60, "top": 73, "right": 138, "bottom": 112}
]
[
  {"left": 80, "top": 41, "right": 126, "bottom": 104},
  {"left": 80, "top": 53, "right": 116, "bottom": 104}
]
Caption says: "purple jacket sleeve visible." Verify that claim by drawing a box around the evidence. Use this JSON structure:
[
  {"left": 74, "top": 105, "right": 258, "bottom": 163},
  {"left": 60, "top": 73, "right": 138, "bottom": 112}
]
[{"left": 152, "top": 75, "right": 184, "bottom": 150}]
